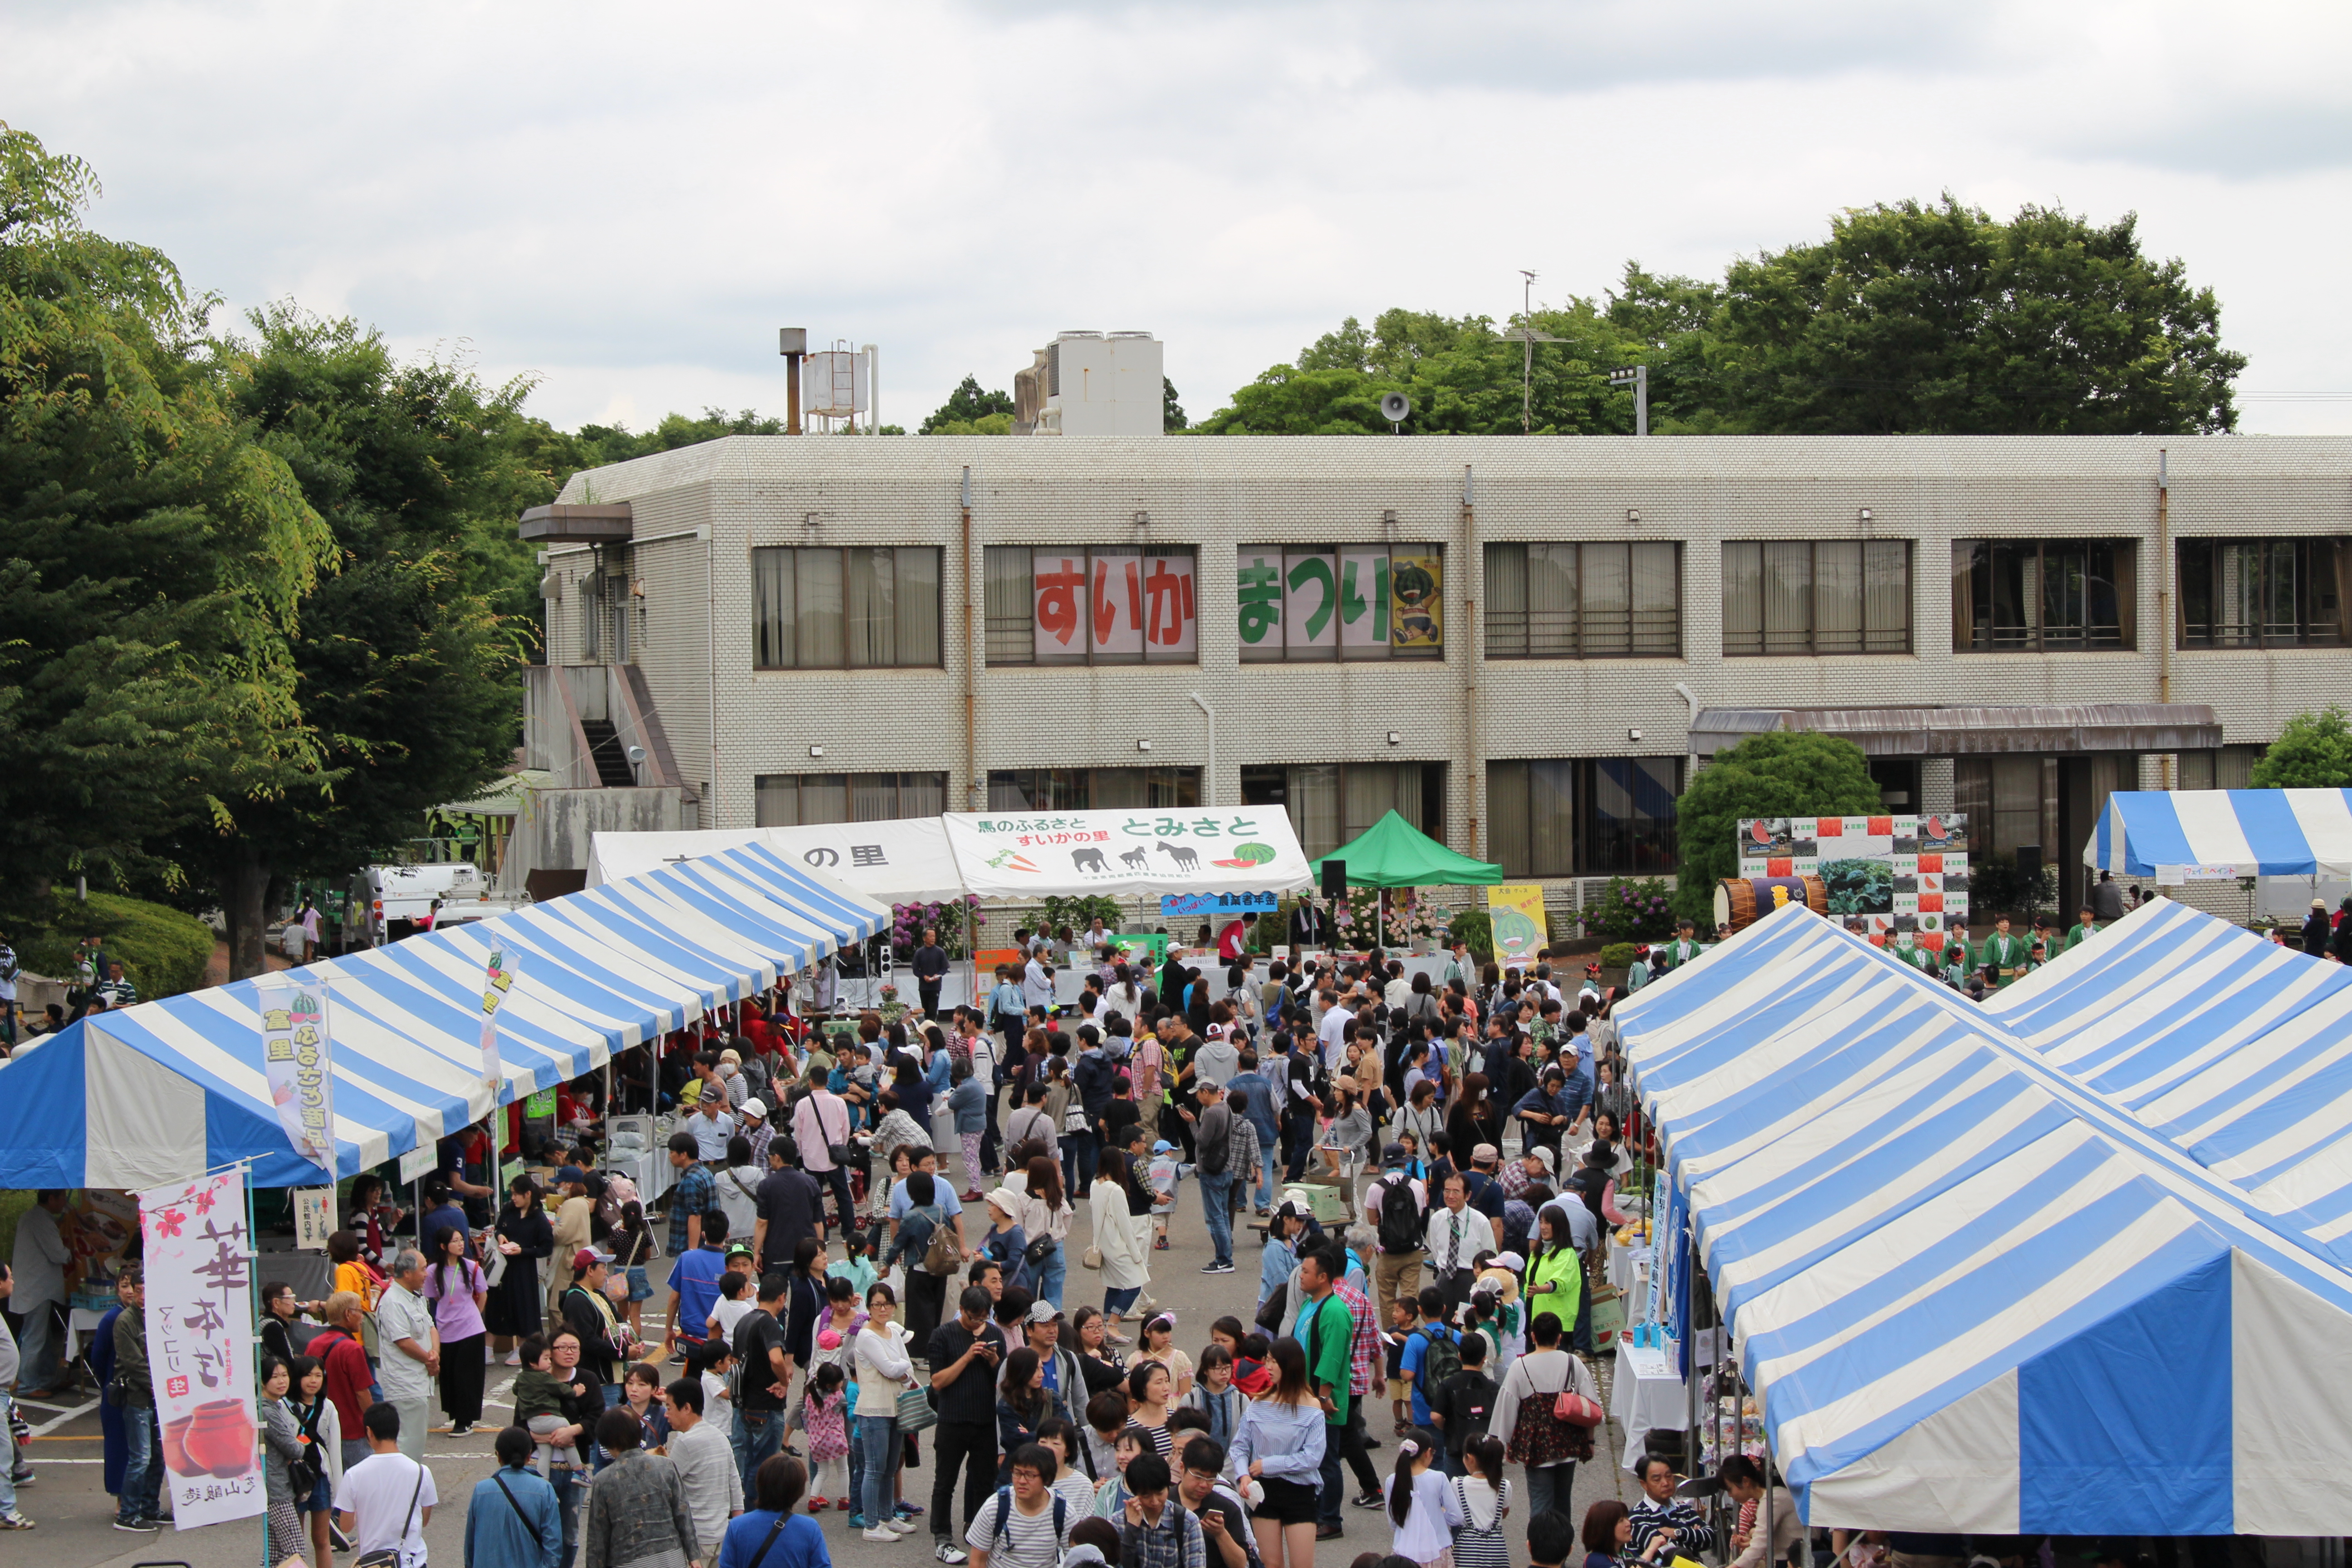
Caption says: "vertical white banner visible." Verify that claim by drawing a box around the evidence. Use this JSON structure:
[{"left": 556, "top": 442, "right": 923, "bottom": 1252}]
[
  {"left": 259, "top": 978, "right": 334, "bottom": 1180},
  {"left": 479, "top": 946, "right": 519, "bottom": 1087},
  {"left": 140, "top": 1167, "right": 262, "bottom": 1529}
]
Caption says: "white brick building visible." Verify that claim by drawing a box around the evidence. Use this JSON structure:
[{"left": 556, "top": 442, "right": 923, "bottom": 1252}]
[{"left": 517, "top": 434, "right": 2352, "bottom": 918}]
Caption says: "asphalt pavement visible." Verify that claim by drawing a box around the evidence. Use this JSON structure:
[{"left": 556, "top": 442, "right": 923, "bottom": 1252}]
[{"left": 20, "top": 1178, "right": 1632, "bottom": 1568}]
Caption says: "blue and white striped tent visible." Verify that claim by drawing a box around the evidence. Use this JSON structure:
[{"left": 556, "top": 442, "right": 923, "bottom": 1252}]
[
  {"left": 2090, "top": 788, "right": 2352, "bottom": 878},
  {"left": 1988, "top": 897, "right": 2352, "bottom": 1254},
  {"left": 1618, "top": 904, "right": 2352, "bottom": 1536},
  {"left": 0, "top": 843, "right": 886, "bottom": 1191}
]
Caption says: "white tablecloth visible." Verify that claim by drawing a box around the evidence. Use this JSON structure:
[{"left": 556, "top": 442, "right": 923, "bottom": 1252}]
[{"left": 1612, "top": 1337, "right": 1690, "bottom": 1471}]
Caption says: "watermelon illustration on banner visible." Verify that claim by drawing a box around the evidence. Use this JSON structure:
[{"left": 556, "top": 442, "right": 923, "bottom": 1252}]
[
  {"left": 140, "top": 1167, "right": 263, "bottom": 1530},
  {"left": 479, "top": 946, "right": 520, "bottom": 1086},
  {"left": 258, "top": 979, "right": 334, "bottom": 1178}
]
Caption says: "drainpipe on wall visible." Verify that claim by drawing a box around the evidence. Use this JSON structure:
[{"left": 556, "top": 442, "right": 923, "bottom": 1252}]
[
  {"left": 1189, "top": 692, "right": 1215, "bottom": 808},
  {"left": 1461, "top": 465, "right": 1480, "bottom": 858},
  {"left": 2156, "top": 448, "right": 2173, "bottom": 789},
  {"left": 964, "top": 467, "right": 982, "bottom": 809},
  {"left": 706, "top": 527, "right": 719, "bottom": 826},
  {"left": 1673, "top": 681, "right": 1700, "bottom": 773}
]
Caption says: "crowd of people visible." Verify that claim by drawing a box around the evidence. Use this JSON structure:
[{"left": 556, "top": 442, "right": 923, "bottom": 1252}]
[{"left": 0, "top": 917, "right": 1735, "bottom": 1568}]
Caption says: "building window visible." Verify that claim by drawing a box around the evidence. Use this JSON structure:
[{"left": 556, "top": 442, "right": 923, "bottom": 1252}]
[
  {"left": 1240, "top": 762, "right": 1445, "bottom": 860},
  {"left": 1484, "top": 542, "right": 1681, "bottom": 658},
  {"left": 986, "top": 767, "right": 1200, "bottom": 812},
  {"left": 755, "top": 771, "right": 948, "bottom": 827},
  {"left": 1236, "top": 545, "right": 1444, "bottom": 662},
  {"left": 1954, "top": 756, "right": 2054, "bottom": 859},
  {"left": 982, "top": 547, "right": 1198, "bottom": 665},
  {"left": 1722, "top": 540, "right": 1911, "bottom": 655},
  {"left": 1486, "top": 758, "right": 1681, "bottom": 877},
  {"left": 2176, "top": 746, "right": 2262, "bottom": 790},
  {"left": 752, "top": 547, "right": 943, "bottom": 669},
  {"left": 1951, "top": 540, "right": 2136, "bottom": 651},
  {"left": 2177, "top": 538, "right": 2350, "bottom": 648}
]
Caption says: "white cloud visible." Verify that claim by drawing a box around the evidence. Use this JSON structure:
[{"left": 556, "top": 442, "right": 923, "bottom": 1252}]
[{"left": 4, "top": 0, "right": 2347, "bottom": 433}]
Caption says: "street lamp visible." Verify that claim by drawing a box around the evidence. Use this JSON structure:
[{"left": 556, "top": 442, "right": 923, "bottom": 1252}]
[{"left": 1607, "top": 365, "right": 1649, "bottom": 436}]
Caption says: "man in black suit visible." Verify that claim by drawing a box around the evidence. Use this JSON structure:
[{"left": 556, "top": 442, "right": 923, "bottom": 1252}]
[{"left": 1289, "top": 897, "right": 1333, "bottom": 948}]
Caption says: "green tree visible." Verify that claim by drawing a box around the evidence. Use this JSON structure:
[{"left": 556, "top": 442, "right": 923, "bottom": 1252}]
[
  {"left": 0, "top": 122, "right": 334, "bottom": 922},
  {"left": 1162, "top": 376, "right": 1186, "bottom": 431},
  {"left": 1672, "top": 732, "right": 1885, "bottom": 923},
  {"left": 1705, "top": 196, "right": 2243, "bottom": 434},
  {"left": 2250, "top": 707, "right": 2352, "bottom": 789},
  {"left": 921, "top": 374, "right": 1015, "bottom": 434},
  {"left": 1194, "top": 306, "right": 1646, "bottom": 435},
  {"left": 1197, "top": 198, "right": 2245, "bottom": 436},
  {"left": 178, "top": 306, "right": 530, "bottom": 976}
]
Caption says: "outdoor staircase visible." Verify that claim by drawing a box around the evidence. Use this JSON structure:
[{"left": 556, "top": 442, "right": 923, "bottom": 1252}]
[{"left": 578, "top": 718, "right": 637, "bottom": 788}]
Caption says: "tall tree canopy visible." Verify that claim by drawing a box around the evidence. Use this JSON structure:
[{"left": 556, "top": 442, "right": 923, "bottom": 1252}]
[
  {"left": 1196, "top": 197, "right": 2244, "bottom": 436},
  {"left": 1672, "top": 733, "right": 1886, "bottom": 924},
  {"left": 177, "top": 306, "right": 537, "bottom": 974},
  {"left": 0, "top": 122, "right": 334, "bottom": 916},
  {"left": 921, "top": 374, "right": 1015, "bottom": 433}
]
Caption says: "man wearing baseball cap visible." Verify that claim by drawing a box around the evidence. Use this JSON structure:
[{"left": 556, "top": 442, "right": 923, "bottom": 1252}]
[
  {"left": 1462, "top": 1144, "right": 1507, "bottom": 1250},
  {"left": 1022, "top": 1299, "right": 1086, "bottom": 1423}
]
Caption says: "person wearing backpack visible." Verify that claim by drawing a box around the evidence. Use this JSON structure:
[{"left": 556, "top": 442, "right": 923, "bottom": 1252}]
[
  {"left": 1397, "top": 1287, "right": 1460, "bottom": 1433},
  {"left": 1364, "top": 1144, "right": 1428, "bottom": 1314},
  {"left": 1185, "top": 1080, "right": 1240, "bottom": 1275},
  {"left": 962, "top": 1441, "right": 1073, "bottom": 1568}
]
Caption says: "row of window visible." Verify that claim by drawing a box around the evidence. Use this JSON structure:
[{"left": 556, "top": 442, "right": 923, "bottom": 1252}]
[{"left": 738, "top": 538, "right": 2352, "bottom": 669}]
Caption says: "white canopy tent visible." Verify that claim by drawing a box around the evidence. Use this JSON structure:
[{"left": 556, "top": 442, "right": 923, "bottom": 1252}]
[{"left": 588, "top": 818, "right": 966, "bottom": 903}]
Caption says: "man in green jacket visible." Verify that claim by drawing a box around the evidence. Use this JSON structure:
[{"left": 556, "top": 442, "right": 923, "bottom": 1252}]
[
  {"left": 1974, "top": 916, "right": 2029, "bottom": 987},
  {"left": 2066, "top": 906, "right": 2101, "bottom": 950},
  {"left": 1295, "top": 1245, "right": 1354, "bottom": 1540}
]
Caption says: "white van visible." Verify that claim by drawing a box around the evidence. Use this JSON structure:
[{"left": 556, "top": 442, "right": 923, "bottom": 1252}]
[{"left": 350, "top": 862, "right": 506, "bottom": 946}]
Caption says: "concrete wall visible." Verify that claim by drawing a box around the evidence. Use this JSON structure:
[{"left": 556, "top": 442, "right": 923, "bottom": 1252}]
[
  {"left": 500, "top": 786, "right": 697, "bottom": 897},
  {"left": 535, "top": 434, "right": 2352, "bottom": 884}
]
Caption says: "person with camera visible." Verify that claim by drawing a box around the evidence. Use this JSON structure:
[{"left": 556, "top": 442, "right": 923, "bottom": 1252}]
[{"left": 927, "top": 1284, "right": 1009, "bottom": 1563}]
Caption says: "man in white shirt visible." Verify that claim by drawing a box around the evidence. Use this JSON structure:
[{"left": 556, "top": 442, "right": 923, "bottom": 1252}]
[
  {"left": 1023, "top": 951, "right": 1056, "bottom": 1015},
  {"left": 964, "top": 1441, "right": 1072, "bottom": 1568},
  {"left": 338, "top": 1403, "right": 437, "bottom": 1568},
  {"left": 1422, "top": 1172, "right": 1487, "bottom": 1308},
  {"left": 1315, "top": 996, "right": 1350, "bottom": 1068},
  {"left": 372, "top": 1249, "right": 438, "bottom": 1462},
  {"left": 691, "top": 1094, "right": 737, "bottom": 1164},
  {"left": 791, "top": 1068, "right": 858, "bottom": 1233},
  {"left": 662, "top": 1374, "right": 743, "bottom": 1549},
  {"left": 7, "top": 1190, "right": 72, "bottom": 1396}
]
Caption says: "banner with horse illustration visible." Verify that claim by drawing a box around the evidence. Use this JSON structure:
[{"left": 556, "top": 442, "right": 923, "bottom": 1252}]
[{"left": 944, "top": 808, "right": 1313, "bottom": 900}]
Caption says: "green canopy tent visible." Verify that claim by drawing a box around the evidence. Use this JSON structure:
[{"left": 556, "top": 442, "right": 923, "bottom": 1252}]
[
  {"left": 1307, "top": 809, "right": 1504, "bottom": 949},
  {"left": 1309, "top": 810, "right": 1504, "bottom": 886}
]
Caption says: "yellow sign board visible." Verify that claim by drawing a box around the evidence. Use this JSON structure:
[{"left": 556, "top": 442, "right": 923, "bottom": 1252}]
[{"left": 1485, "top": 884, "right": 1548, "bottom": 959}]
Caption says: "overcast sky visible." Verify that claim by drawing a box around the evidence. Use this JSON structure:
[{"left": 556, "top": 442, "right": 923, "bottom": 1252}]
[{"left": 6, "top": 0, "right": 2348, "bottom": 435}]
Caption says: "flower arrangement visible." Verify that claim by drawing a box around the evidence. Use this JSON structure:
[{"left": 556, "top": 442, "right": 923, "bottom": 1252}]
[
  {"left": 889, "top": 895, "right": 983, "bottom": 959},
  {"left": 1585, "top": 875, "right": 1676, "bottom": 943}
]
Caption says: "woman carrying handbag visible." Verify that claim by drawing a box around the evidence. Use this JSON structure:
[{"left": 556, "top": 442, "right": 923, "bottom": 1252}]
[{"left": 1490, "top": 1310, "right": 1599, "bottom": 1524}]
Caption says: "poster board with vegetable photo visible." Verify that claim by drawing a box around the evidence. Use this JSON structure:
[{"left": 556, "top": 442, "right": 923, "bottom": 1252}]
[{"left": 1736, "top": 814, "right": 1970, "bottom": 950}]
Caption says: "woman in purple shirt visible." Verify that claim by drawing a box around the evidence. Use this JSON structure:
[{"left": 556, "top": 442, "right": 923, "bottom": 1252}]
[{"left": 423, "top": 1224, "right": 490, "bottom": 1436}]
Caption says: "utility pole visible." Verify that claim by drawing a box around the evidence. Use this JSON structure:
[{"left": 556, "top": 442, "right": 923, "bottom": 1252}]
[
  {"left": 1501, "top": 273, "right": 1559, "bottom": 434},
  {"left": 1607, "top": 363, "right": 1649, "bottom": 436},
  {"left": 1520, "top": 270, "right": 1536, "bottom": 433}
]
